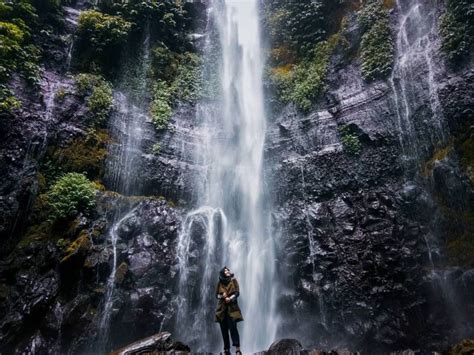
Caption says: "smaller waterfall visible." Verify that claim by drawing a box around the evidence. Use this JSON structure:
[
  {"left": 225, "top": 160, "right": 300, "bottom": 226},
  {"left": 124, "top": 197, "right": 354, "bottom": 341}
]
[
  {"left": 299, "top": 164, "right": 327, "bottom": 329},
  {"left": 106, "top": 93, "right": 148, "bottom": 195},
  {"left": 98, "top": 209, "right": 136, "bottom": 350},
  {"left": 99, "top": 27, "right": 152, "bottom": 351},
  {"left": 389, "top": 0, "right": 446, "bottom": 171}
]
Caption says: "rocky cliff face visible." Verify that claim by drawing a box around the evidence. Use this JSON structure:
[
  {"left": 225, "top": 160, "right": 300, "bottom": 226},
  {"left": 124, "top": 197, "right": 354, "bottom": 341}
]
[
  {"left": 0, "top": 0, "right": 473, "bottom": 354},
  {"left": 265, "top": 0, "right": 474, "bottom": 352}
]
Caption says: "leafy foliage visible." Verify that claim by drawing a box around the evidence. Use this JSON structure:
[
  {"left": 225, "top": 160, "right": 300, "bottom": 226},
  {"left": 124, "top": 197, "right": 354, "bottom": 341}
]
[
  {"left": 74, "top": 73, "right": 113, "bottom": 125},
  {"left": 270, "top": 35, "right": 340, "bottom": 112},
  {"left": 439, "top": 0, "right": 474, "bottom": 63},
  {"left": 358, "top": 0, "right": 394, "bottom": 81},
  {"left": 263, "top": 0, "right": 343, "bottom": 58},
  {"left": 74, "top": 10, "right": 132, "bottom": 72},
  {"left": 338, "top": 125, "right": 362, "bottom": 155},
  {"left": 0, "top": 0, "right": 41, "bottom": 113},
  {"left": 47, "top": 173, "right": 96, "bottom": 221},
  {"left": 151, "top": 142, "right": 161, "bottom": 155},
  {"left": 149, "top": 50, "right": 203, "bottom": 130},
  {"left": 150, "top": 80, "right": 172, "bottom": 130},
  {"left": 51, "top": 129, "right": 110, "bottom": 180}
]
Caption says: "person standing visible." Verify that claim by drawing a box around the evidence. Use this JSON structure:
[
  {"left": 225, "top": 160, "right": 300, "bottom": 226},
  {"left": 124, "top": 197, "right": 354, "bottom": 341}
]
[{"left": 215, "top": 266, "right": 243, "bottom": 355}]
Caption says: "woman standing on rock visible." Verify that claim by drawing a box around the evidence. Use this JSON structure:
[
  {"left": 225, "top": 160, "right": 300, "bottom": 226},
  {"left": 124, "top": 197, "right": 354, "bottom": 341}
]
[{"left": 215, "top": 266, "right": 243, "bottom": 355}]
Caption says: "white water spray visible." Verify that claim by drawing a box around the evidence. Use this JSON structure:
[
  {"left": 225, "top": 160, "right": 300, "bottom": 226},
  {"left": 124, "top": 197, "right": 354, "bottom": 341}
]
[{"left": 176, "top": 0, "right": 277, "bottom": 352}]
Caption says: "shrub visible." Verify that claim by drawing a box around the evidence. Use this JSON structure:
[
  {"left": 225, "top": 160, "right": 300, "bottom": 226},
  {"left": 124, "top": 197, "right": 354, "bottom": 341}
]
[
  {"left": 51, "top": 129, "right": 110, "bottom": 179},
  {"left": 150, "top": 80, "right": 172, "bottom": 130},
  {"left": 47, "top": 173, "right": 96, "bottom": 220},
  {"left": 0, "top": 1, "right": 41, "bottom": 112},
  {"left": 151, "top": 143, "right": 161, "bottom": 155},
  {"left": 338, "top": 125, "right": 362, "bottom": 155},
  {"left": 149, "top": 51, "right": 204, "bottom": 130},
  {"left": 271, "top": 34, "right": 340, "bottom": 112},
  {"left": 358, "top": 0, "right": 394, "bottom": 81},
  {"left": 75, "top": 10, "right": 131, "bottom": 71},
  {"left": 74, "top": 73, "right": 113, "bottom": 125},
  {"left": 77, "top": 10, "right": 131, "bottom": 48},
  {"left": 360, "top": 17, "right": 394, "bottom": 80},
  {"left": 170, "top": 52, "right": 203, "bottom": 103},
  {"left": 439, "top": 0, "right": 474, "bottom": 63},
  {"left": 263, "top": 1, "right": 331, "bottom": 57}
]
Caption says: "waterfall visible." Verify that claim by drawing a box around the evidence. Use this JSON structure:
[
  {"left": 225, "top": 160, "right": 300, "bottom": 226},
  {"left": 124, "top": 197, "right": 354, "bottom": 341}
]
[
  {"left": 98, "top": 28, "right": 152, "bottom": 351},
  {"left": 389, "top": 0, "right": 446, "bottom": 172},
  {"left": 176, "top": 0, "right": 277, "bottom": 352}
]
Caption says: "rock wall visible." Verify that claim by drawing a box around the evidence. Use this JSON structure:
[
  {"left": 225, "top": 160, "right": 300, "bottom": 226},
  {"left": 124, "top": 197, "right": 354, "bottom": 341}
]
[
  {"left": 265, "top": 1, "right": 474, "bottom": 352},
  {"left": 0, "top": 0, "right": 473, "bottom": 354}
]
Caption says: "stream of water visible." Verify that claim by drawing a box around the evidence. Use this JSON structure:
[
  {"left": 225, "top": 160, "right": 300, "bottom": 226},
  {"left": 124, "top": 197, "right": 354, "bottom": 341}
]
[{"left": 176, "top": 0, "right": 277, "bottom": 352}]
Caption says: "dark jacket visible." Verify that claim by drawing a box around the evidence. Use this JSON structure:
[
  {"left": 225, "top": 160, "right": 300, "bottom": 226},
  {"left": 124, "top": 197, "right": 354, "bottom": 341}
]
[{"left": 215, "top": 277, "right": 244, "bottom": 323}]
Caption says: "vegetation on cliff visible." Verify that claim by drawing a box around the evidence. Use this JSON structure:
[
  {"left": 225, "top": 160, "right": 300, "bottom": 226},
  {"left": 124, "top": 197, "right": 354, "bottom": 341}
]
[
  {"left": 0, "top": 0, "right": 42, "bottom": 113},
  {"left": 47, "top": 172, "right": 96, "bottom": 221},
  {"left": 358, "top": 0, "right": 394, "bottom": 81},
  {"left": 439, "top": 0, "right": 474, "bottom": 64}
]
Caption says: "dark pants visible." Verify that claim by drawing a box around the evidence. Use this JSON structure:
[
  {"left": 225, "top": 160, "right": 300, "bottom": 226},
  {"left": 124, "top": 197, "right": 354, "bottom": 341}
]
[{"left": 219, "top": 313, "right": 240, "bottom": 349}]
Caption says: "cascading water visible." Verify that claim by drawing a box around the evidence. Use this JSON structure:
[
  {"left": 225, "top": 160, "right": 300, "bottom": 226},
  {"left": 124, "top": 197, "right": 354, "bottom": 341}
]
[
  {"left": 98, "top": 29, "right": 152, "bottom": 351},
  {"left": 390, "top": 0, "right": 472, "bottom": 340},
  {"left": 176, "top": 0, "right": 277, "bottom": 352},
  {"left": 389, "top": 0, "right": 446, "bottom": 171}
]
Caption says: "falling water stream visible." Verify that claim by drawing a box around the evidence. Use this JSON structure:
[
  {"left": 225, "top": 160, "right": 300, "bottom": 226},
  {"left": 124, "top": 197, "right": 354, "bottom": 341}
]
[
  {"left": 390, "top": 0, "right": 472, "bottom": 339},
  {"left": 389, "top": 0, "right": 446, "bottom": 171},
  {"left": 98, "top": 28, "right": 151, "bottom": 352},
  {"left": 176, "top": 0, "right": 277, "bottom": 352}
]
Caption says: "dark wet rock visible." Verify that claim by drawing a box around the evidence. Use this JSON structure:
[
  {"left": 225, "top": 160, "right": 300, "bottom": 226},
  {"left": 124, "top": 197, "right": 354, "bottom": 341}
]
[
  {"left": 0, "top": 194, "right": 182, "bottom": 354},
  {"left": 267, "top": 338, "right": 304, "bottom": 354},
  {"left": 109, "top": 331, "right": 190, "bottom": 355}
]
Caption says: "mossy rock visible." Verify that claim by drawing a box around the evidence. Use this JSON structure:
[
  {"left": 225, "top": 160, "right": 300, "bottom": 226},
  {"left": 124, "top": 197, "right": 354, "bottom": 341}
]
[
  {"left": 52, "top": 129, "right": 110, "bottom": 180},
  {"left": 18, "top": 221, "right": 54, "bottom": 248},
  {"left": 61, "top": 230, "right": 92, "bottom": 264},
  {"left": 422, "top": 143, "right": 453, "bottom": 177},
  {"left": 459, "top": 133, "right": 474, "bottom": 184},
  {"left": 450, "top": 339, "right": 474, "bottom": 355},
  {"left": 115, "top": 262, "right": 129, "bottom": 284}
]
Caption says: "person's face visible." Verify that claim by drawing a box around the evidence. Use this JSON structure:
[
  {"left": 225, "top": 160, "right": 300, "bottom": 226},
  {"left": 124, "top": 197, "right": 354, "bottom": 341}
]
[{"left": 224, "top": 268, "right": 231, "bottom": 277}]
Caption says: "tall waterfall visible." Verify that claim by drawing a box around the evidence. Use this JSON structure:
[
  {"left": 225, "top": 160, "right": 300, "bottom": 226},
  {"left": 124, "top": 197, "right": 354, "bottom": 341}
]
[
  {"left": 176, "top": 0, "right": 277, "bottom": 352},
  {"left": 389, "top": 0, "right": 446, "bottom": 172}
]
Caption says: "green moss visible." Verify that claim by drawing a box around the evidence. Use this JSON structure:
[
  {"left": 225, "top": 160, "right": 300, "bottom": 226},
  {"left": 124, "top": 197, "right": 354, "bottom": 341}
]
[
  {"left": 114, "top": 262, "right": 128, "bottom": 284},
  {"left": 150, "top": 80, "right": 172, "bottom": 130},
  {"left": 75, "top": 10, "right": 132, "bottom": 72},
  {"left": 0, "top": 1, "right": 41, "bottom": 113},
  {"left": 459, "top": 133, "right": 474, "bottom": 184},
  {"left": 61, "top": 230, "right": 91, "bottom": 264},
  {"left": 74, "top": 74, "right": 113, "bottom": 126},
  {"left": 271, "top": 34, "right": 341, "bottom": 112},
  {"left": 338, "top": 125, "right": 362, "bottom": 155},
  {"left": 151, "top": 142, "right": 161, "bottom": 155},
  {"left": 450, "top": 339, "right": 474, "bottom": 355},
  {"left": 18, "top": 221, "right": 53, "bottom": 248},
  {"left": 439, "top": 0, "right": 474, "bottom": 63},
  {"left": 358, "top": 1, "right": 394, "bottom": 81},
  {"left": 170, "top": 52, "right": 203, "bottom": 104},
  {"left": 422, "top": 143, "right": 453, "bottom": 177},
  {"left": 52, "top": 129, "right": 110, "bottom": 180},
  {"left": 47, "top": 172, "right": 96, "bottom": 221},
  {"left": 54, "top": 87, "right": 67, "bottom": 102}
]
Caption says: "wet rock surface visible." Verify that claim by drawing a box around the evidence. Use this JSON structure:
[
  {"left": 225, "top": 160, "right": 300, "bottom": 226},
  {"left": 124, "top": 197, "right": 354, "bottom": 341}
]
[
  {"left": 264, "top": 2, "right": 474, "bottom": 353},
  {"left": 0, "top": 0, "right": 473, "bottom": 354},
  {"left": 0, "top": 195, "right": 182, "bottom": 354}
]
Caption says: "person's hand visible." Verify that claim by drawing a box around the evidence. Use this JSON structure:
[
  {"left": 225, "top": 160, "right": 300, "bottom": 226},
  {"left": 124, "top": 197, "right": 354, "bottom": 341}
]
[
  {"left": 222, "top": 292, "right": 227, "bottom": 298},
  {"left": 225, "top": 297, "right": 231, "bottom": 303}
]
